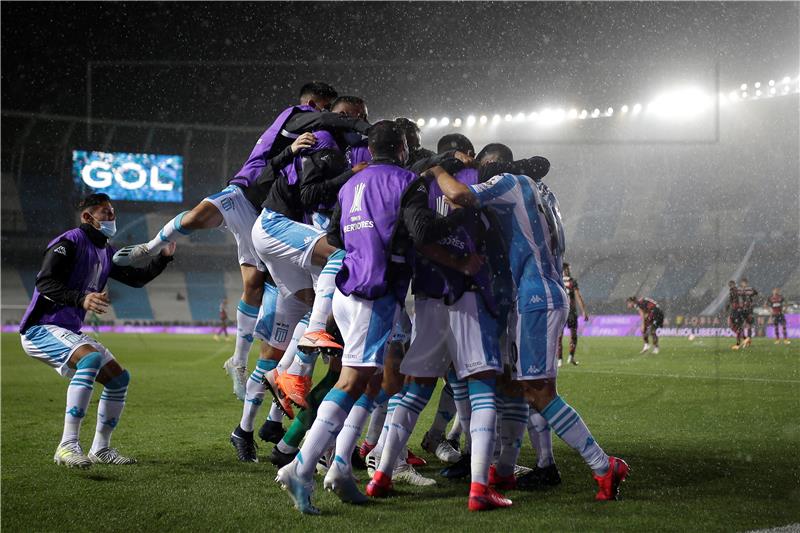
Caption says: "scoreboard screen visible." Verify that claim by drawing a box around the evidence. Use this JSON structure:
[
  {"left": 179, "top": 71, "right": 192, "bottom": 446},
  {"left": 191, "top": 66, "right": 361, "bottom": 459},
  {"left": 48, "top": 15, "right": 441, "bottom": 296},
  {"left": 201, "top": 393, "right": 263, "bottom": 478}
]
[{"left": 73, "top": 150, "right": 183, "bottom": 203}]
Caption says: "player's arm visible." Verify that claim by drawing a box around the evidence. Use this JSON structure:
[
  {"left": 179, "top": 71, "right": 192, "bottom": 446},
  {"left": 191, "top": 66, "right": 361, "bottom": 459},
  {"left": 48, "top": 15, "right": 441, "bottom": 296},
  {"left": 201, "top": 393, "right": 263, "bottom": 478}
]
[
  {"left": 325, "top": 200, "right": 345, "bottom": 250},
  {"left": 35, "top": 239, "right": 85, "bottom": 307},
  {"left": 299, "top": 149, "right": 359, "bottom": 209},
  {"left": 109, "top": 244, "right": 175, "bottom": 288},
  {"left": 575, "top": 287, "right": 589, "bottom": 319},
  {"left": 284, "top": 112, "right": 371, "bottom": 136}
]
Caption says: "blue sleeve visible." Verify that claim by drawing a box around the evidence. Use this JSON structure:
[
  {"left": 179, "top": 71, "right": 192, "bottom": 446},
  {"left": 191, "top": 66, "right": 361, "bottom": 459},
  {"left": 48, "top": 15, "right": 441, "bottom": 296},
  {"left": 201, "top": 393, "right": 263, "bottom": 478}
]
[{"left": 468, "top": 174, "right": 519, "bottom": 206}]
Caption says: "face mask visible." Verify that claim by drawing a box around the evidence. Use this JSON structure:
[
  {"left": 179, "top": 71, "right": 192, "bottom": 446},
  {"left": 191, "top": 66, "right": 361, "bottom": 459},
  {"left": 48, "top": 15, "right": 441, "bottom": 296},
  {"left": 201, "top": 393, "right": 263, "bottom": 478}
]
[{"left": 96, "top": 219, "right": 116, "bottom": 238}]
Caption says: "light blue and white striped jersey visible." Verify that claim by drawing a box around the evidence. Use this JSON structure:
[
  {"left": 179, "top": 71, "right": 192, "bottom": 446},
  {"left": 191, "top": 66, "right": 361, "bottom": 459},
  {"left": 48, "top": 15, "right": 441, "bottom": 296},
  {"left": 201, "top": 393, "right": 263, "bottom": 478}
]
[{"left": 469, "top": 173, "right": 568, "bottom": 312}]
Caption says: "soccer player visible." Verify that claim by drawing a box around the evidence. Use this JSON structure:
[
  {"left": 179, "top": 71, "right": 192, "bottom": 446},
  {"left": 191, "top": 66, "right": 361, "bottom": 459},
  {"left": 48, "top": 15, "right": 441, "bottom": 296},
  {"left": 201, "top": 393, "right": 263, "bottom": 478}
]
[
  {"left": 738, "top": 278, "right": 758, "bottom": 346},
  {"left": 726, "top": 280, "right": 745, "bottom": 350},
  {"left": 113, "top": 82, "right": 350, "bottom": 401},
  {"left": 395, "top": 117, "right": 435, "bottom": 168},
  {"left": 19, "top": 193, "right": 175, "bottom": 468},
  {"left": 559, "top": 263, "right": 589, "bottom": 366},
  {"left": 274, "top": 120, "right": 479, "bottom": 514},
  {"left": 627, "top": 296, "right": 664, "bottom": 354},
  {"left": 434, "top": 159, "right": 630, "bottom": 502},
  {"left": 768, "top": 287, "right": 790, "bottom": 344},
  {"left": 215, "top": 298, "right": 229, "bottom": 341}
]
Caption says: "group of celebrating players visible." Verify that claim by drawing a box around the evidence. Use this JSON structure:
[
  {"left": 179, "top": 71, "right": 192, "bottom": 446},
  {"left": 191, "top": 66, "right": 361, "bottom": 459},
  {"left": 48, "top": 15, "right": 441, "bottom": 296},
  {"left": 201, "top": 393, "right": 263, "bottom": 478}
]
[
  {"left": 20, "top": 81, "right": 630, "bottom": 514},
  {"left": 727, "top": 279, "right": 791, "bottom": 349}
]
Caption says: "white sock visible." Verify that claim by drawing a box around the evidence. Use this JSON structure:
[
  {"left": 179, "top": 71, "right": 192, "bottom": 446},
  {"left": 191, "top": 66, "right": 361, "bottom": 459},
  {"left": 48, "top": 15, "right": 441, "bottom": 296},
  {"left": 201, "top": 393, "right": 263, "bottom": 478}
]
[
  {"left": 91, "top": 369, "right": 130, "bottom": 453},
  {"left": 146, "top": 211, "right": 193, "bottom": 253},
  {"left": 307, "top": 250, "right": 344, "bottom": 331},
  {"left": 268, "top": 403, "right": 284, "bottom": 423},
  {"left": 528, "top": 410, "right": 554, "bottom": 467},
  {"left": 495, "top": 395, "right": 528, "bottom": 477},
  {"left": 61, "top": 353, "right": 101, "bottom": 446},
  {"left": 277, "top": 316, "right": 309, "bottom": 372},
  {"left": 467, "top": 378, "right": 497, "bottom": 485},
  {"left": 334, "top": 394, "right": 375, "bottom": 469},
  {"left": 295, "top": 388, "right": 355, "bottom": 480},
  {"left": 233, "top": 300, "right": 259, "bottom": 367},
  {"left": 428, "top": 381, "right": 456, "bottom": 440},
  {"left": 377, "top": 383, "right": 434, "bottom": 475},
  {"left": 366, "top": 396, "right": 389, "bottom": 445},
  {"left": 540, "top": 395, "right": 609, "bottom": 475},
  {"left": 373, "top": 389, "right": 404, "bottom": 457},
  {"left": 450, "top": 374, "right": 472, "bottom": 454},
  {"left": 240, "top": 359, "right": 276, "bottom": 432}
]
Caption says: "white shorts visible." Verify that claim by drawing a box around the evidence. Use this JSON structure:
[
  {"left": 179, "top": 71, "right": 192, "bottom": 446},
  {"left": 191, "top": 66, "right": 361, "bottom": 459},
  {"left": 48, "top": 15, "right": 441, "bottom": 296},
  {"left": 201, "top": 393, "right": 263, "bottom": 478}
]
[
  {"left": 253, "top": 283, "right": 280, "bottom": 343},
  {"left": 402, "top": 293, "right": 502, "bottom": 380},
  {"left": 21, "top": 325, "right": 114, "bottom": 378},
  {"left": 252, "top": 208, "right": 325, "bottom": 297},
  {"left": 203, "top": 185, "right": 266, "bottom": 271},
  {"left": 390, "top": 308, "right": 413, "bottom": 345},
  {"left": 510, "top": 307, "right": 568, "bottom": 380},
  {"left": 333, "top": 289, "right": 399, "bottom": 369},
  {"left": 262, "top": 291, "right": 310, "bottom": 351}
]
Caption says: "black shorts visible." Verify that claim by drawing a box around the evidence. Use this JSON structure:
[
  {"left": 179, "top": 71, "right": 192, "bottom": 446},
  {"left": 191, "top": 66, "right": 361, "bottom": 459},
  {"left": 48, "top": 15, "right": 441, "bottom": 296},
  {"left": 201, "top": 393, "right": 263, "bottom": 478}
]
[
  {"left": 773, "top": 314, "right": 787, "bottom": 326},
  {"left": 729, "top": 311, "right": 744, "bottom": 329},
  {"left": 647, "top": 308, "right": 664, "bottom": 330},
  {"left": 742, "top": 310, "right": 754, "bottom": 324},
  {"left": 566, "top": 309, "right": 579, "bottom": 330}
]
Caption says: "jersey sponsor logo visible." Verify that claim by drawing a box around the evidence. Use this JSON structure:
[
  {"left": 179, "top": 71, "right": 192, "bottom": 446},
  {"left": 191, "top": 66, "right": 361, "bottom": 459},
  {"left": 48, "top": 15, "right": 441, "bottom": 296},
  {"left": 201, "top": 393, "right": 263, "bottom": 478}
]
[
  {"left": 437, "top": 235, "right": 465, "bottom": 250},
  {"left": 435, "top": 195, "right": 449, "bottom": 217},
  {"left": 343, "top": 220, "right": 375, "bottom": 232},
  {"left": 349, "top": 182, "right": 366, "bottom": 213},
  {"left": 529, "top": 294, "right": 544, "bottom": 304},
  {"left": 220, "top": 197, "right": 234, "bottom": 211},
  {"left": 53, "top": 245, "right": 67, "bottom": 256}
]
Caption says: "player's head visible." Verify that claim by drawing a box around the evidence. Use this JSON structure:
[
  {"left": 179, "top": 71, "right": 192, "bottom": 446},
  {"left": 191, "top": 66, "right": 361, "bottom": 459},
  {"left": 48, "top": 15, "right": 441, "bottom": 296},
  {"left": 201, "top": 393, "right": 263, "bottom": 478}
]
[
  {"left": 626, "top": 296, "right": 637, "bottom": 309},
  {"left": 740, "top": 277, "right": 748, "bottom": 287},
  {"left": 476, "top": 143, "right": 514, "bottom": 166},
  {"left": 395, "top": 118, "right": 422, "bottom": 150},
  {"left": 437, "top": 133, "right": 475, "bottom": 156},
  {"left": 331, "top": 95, "right": 368, "bottom": 121},
  {"left": 563, "top": 262, "right": 571, "bottom": 276},
  {"left": 772, "top": 287, "right": 780, "bottom": 295},
  {"left": 368, "top": 120, "right": 408, "bottom": 165},
  {"left": 299, "top": 81, "right": 338, "bottom": 111},
  {"left": 78, "top": 193, "right": 116, "bottom": 237},
  {"left": 729, "top": 280, "right": 737, "bottom": 288}
]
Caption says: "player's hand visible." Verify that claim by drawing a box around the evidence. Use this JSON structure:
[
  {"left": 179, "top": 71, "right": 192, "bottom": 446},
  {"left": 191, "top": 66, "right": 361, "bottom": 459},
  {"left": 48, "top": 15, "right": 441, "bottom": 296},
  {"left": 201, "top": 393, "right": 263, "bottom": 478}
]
[
  {"left": 453, "top": 151, "right": 476, "bottom": 167},
  {"left": 352, "top": 162, "right": 368, "bottom": 173},
  {"left": 160, "top": 242, "right": 177, "bottom": 257},
  {"left": 461, "top": 254, "right": 484, "bottom": 276},
  {"left": 83, "top": 292, "right": 110, "bottom": 314},
  {"left": 291, "top": 132, "right": 317, "bottom": 154},
  {"left": 444, "top": 197, "right": 463, "bottom": 211}
]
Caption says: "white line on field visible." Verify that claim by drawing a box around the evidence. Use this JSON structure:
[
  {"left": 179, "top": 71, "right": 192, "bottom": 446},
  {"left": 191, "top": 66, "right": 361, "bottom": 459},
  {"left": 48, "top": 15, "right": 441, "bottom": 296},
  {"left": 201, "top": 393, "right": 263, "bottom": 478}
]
[{"left": 574, "top": 369, "right": 800, "bottom": 385}]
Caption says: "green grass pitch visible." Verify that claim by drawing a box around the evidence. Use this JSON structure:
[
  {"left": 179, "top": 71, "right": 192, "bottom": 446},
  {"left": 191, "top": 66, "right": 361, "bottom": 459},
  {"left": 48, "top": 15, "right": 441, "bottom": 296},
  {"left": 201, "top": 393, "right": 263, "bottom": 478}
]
[{"left": 2, "top": 333, "right": 799, "bottom": 532}]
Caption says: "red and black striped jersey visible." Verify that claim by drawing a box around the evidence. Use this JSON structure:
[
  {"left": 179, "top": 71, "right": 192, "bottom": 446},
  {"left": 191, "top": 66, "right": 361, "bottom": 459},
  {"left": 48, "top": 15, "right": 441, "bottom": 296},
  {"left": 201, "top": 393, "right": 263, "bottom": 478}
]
[
  {"left": 738, "top": 287, "right": 758, "bottom": 310},
  {"left": 728, "top": 287, "right": 741, "bottom": 310},
  {"left": 563, "top": 275, "right": 579, "bottom": 309},
  {"left": 768, "top": 294, "right": 785, "bottom": 316},
  {"left": 636, "top": 297, "right": 659, "bottom": 312}
]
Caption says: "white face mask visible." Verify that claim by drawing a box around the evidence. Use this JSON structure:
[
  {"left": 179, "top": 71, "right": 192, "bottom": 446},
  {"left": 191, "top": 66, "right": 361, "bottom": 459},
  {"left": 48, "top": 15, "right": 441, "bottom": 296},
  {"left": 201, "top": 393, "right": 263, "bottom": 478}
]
[{"left": 97, "top": 219, "right": 116, "bottom": 238}]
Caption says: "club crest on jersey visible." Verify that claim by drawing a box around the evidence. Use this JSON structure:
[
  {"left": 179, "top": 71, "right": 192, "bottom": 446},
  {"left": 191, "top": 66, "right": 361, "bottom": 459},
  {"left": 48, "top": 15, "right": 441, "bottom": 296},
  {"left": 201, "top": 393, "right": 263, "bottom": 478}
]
[
  {"left": 349, "top": 182, "right": 366, "bottom": 213},
  {"left": 274, "top": 325, "right": 289, "bottom": 344},
  {"left": 53, "top": 245, "right": 67, "bottom": 256}
]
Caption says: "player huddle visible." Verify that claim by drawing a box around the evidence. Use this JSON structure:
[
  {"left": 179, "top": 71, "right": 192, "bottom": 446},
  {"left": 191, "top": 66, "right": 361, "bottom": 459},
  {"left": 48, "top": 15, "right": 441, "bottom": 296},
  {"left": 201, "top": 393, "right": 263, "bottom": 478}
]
[
  {"left": 19, "top": 81, "right": 628, "bottom": 514},
  {"left": 727, "top": 279, "right": 791, "bottom": 349}
]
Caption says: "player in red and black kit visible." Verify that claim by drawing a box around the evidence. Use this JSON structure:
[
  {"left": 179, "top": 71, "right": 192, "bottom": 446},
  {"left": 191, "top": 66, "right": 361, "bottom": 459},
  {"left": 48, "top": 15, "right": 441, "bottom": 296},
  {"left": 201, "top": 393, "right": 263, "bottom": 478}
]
[
  {"left": 558, "top": 263, "right": 589, "bottom": 366},
  {"left": 626, "top": 296, "right": 664, "bottom": 354},
  {"left": 768, "top": 287, "right": 790, "bottom": 345},
  {"left": 215, "top": 298, "right": 229, "bottom": 341},
  {"left": 738, "top": 278, "right": 758, "bottom": 347},
  {"left": 726, "top": 280, "right": 745, "bottom": 350}
]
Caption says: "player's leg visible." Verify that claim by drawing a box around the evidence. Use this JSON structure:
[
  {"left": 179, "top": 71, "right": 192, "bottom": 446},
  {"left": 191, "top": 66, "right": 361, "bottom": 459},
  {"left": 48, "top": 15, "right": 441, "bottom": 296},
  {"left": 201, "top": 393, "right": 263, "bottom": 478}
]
[
  {"left": 568, "top": 326, "right": 579, "bottom": 364},
  {"left": 113, "top": 190, "right": 226, "bottom": 265},
  {"left": 364, "top": 346, "right": 407, "bottom": 472},
  {"left": 276, "top": 290, "right": 396, "bottom": 514},
  {"left": 89, "top": 357, "right": 135, "bottom": 464},
  {"left": 491, "top": 377, "right": 528, "bottom": 490},
  {"left": 557, "top": 330, "right": 564, "bottom": 367},
  {"left": 516, "top": 308, "right": 628, "bottom": 501},
  {"left": 421, "top": 380, "right": 462, "bottom": 463}
]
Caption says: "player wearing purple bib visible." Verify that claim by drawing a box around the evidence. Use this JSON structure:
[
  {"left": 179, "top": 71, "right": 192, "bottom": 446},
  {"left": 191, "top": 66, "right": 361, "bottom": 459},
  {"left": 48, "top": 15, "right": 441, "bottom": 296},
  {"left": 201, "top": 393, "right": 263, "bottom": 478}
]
[
  {"left": 433, "top": 160, "right": 630, "bottom": 502},
  {"left": 20, "top": 194, "right": 174, "bottom": 468},
  {"left": 274, "top": 121, "right": 478, "bottom": 515}
]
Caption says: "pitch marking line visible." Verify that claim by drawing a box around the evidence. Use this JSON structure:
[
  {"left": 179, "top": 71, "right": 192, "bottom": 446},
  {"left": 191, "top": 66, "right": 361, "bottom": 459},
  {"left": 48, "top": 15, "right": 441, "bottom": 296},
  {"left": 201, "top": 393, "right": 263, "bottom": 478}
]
[{"left": 576, "top": 369, "right": 800, "bottom": 385}]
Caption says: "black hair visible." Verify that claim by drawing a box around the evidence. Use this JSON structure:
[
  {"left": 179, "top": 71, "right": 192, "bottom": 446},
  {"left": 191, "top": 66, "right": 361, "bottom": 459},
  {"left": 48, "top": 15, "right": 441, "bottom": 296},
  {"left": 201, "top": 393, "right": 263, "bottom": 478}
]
[
  {"left": 78, "top": 193, "right": 111, "bottom": 210},
  {"left": 741, "top": 277, "right": 748, "bottom": 283},
  {"left": 627, "top": 296, "right": 638, "bottom": 302},
  {"left": 729, "top": 280, "right": 736, "bottom": 285},
  {"left": 331, "top": 95, "right": 365, "bottom": 109},
  {"left": 563, "top": 262, "right": 570, "bottom": 269},
  {"left": 437, "top": 133, "right": 474, "bottom": 155},
  {"left": 394, "top": 117, "right": 420, "bottom": 136},
  {"left": 299, "top": 81, "right": 338, "bottom": 101},
  {"left": 368, "top": 120, "right": 405, "bottom": 159},
  {"left": 476, "top": 143, "right": 514, "bottom": 164}
]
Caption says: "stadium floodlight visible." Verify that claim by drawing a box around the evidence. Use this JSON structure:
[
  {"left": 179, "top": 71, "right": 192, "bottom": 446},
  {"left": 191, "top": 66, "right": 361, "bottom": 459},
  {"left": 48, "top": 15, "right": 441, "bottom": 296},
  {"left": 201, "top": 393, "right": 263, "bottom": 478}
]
[
  {"left": 769, "top": 87, "right": 777, "bottom": 95},
  {"left": 620, "top": 105, "right": 629, "bottom": 114},
  {"left": 769, "top": 79, "right": 775, "bottom": 86},
  {"left": 528, "top": 111, "right": 539, "bottom": 121},
  {"left": 591, "top": 108, "right": 601, "bottom": 118},
  {"left": 538, "top": 107, "right": 565, "bottom": 126},
  {"left": 782, "top": 76, "right": 791, "bottom": 84},
  {"left": 416, "top": 118, "right": 425, "bottom": 127},
  {"left": 453, "top": 118, "right": 462, "bottom": 127},
  {"left": 579, "top": 109, "right": 589, "bottom": 119},
  {"left": 492, "top": 114, "right": 502, "bottom": 125},
  {"left": 741, "top": 91, "right": 748, "bottom": 99},
  {"left": 440, "top": 117, "right": 450, "bottom": 126},
  {"left": 783, "top": 85, "right": 791, "bottom": 94},
  {"left": 429, "top": 117, "right": 438, "bottom": 127},
  {"left": 466, "top": 115, "right": 476, "bottom": 127},
  {"left": 515, "top": 112, "right": 526, "bottom": 122},
  {"left": 568, "top": 108, "right": 579, "bottom": 119},
  {"left": 632, "top": 103, "right": 642, "bottom": 114},
  {"left": 647, "top": 87, "right": 710, "bottom": 120},
  {"left": 606, "top": 107, "right": 614, "bottom": 116},
  {"left": 504, "top": 113, "right": 513, "bottom": 122},
  {"left": 754, "top": 82, "right": 761, "bottom": 89},
  {"left": 740, "top": 83, "right": 747, "bottom": 91},
  {"left": 728, "top": 90, "right": 739, "bottom": 101},
  {"left": 755, "top": 89, "right": 762, "bottom": 97},
  {"left": 479, "top": 115, "right": 488, "bottom": 125}
]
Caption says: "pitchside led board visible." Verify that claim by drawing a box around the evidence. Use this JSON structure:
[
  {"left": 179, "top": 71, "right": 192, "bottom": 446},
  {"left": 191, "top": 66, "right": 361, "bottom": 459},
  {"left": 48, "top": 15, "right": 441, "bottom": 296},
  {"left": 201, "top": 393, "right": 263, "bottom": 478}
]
[{"left": 72, "top": 150, "right": 183, "bottom": 203}]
